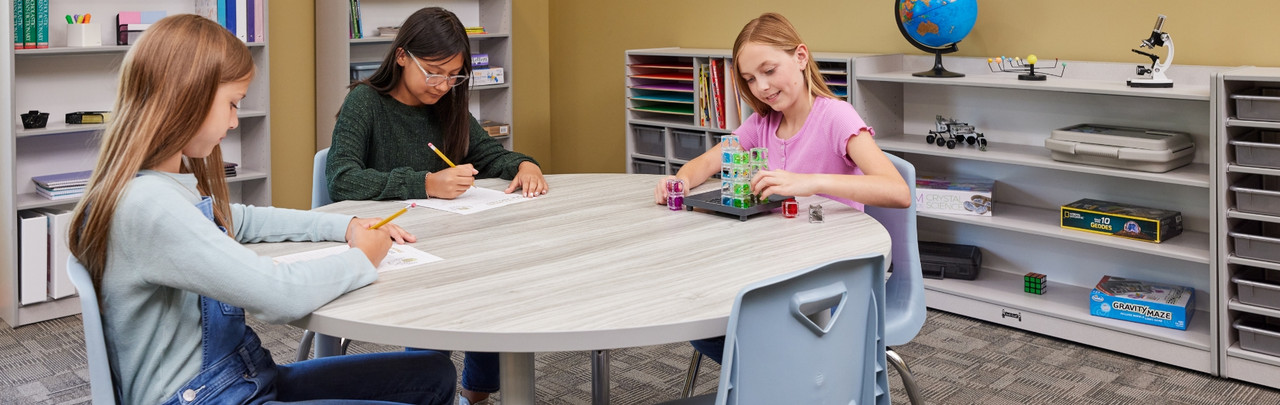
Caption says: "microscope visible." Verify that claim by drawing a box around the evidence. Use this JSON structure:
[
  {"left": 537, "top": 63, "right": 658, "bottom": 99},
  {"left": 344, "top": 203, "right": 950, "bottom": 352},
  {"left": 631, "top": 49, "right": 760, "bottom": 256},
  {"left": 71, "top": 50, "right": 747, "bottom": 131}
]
[{"left": 1127, "top": 14, "right": 1174, "bottom": 88}]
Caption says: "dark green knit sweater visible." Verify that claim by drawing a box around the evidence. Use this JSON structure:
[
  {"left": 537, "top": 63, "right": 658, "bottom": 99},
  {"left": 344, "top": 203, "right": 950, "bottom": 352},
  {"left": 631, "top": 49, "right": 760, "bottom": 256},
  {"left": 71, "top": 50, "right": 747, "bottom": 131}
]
[{"left": 326, "top": 84, "right": 537, "bottom": 201}]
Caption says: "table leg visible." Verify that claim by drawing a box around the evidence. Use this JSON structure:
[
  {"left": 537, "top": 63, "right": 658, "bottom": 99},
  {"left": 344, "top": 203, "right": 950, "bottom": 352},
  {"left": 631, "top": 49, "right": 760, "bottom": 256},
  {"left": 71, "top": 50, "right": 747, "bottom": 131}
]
[
  {"left": 500, "top": 352, "right": 536, "bottom": 405},
  {"left": 314, "top": 333, "right": 343, "bottom": 358},
  {"left": 591, "top": 350, "right": 611, "bottom": 405}
]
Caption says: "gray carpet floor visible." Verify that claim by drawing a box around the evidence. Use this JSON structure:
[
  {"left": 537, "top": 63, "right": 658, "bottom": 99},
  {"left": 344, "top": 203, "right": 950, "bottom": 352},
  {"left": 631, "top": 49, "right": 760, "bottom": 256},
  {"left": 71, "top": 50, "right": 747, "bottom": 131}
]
[{"left": 3, "top": 309, "right": 1279, "bottom": 404}]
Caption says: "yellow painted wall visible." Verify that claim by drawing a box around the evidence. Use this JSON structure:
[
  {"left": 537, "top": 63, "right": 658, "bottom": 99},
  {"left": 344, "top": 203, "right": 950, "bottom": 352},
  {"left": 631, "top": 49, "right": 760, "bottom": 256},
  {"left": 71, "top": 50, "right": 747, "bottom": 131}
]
[
  {"left": 267, "top": 1, "right": 316, "bottom": 209},
  {"left": 547, "top": 0, "right": 1280, "bottom": 174}
]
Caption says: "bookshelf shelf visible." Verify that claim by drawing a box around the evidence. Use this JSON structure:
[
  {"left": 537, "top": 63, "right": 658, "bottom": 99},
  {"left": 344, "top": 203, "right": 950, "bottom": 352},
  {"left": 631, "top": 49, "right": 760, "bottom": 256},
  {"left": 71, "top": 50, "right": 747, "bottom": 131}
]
[
  {"left": 1, "top": 1, "right": 273, "bottom": 327},
  {"left": 317, "top": 0, "right": 515, "bottom": 151},
  {"left": 852, "top": 53, "right": 1225, "bottom": 376}
]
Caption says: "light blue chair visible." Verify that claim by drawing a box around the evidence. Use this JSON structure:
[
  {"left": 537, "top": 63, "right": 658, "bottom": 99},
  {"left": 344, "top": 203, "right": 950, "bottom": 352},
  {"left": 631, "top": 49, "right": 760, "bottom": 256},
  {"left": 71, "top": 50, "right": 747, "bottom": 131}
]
[
  {"left": 296, "top": 147, "right": 351, "bottom": 361},
  {"left": 864, "top": 153, "right": 926, "bottom": 404},
  {"left": 662, "top": 254, "right": 889, "bottom": 405},
  {"left": 681, "top": 153, "right": 926, "bottom": 404},
  {"left": 312, "top": 147, "right": 334, "bottom": 209},
  {"left": 68, "top": 257, "right": 120, "bottom": 405}
]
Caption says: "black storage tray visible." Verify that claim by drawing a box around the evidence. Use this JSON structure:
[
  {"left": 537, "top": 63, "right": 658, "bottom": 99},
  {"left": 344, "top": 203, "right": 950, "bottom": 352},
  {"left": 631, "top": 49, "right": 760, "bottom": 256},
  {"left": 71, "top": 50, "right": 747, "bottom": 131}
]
[{"left": 919, "top": 241, "right": 983, "bottom": 280}]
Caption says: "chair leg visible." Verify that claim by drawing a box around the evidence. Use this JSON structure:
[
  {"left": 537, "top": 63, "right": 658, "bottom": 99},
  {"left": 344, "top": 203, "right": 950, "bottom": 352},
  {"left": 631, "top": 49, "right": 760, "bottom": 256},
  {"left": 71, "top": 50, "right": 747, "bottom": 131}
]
[
  {"left": 680, "top": 351, "right": 702, "bottom": 398},
  {"left": 295, "top": 330, "right": 315, "bottom": 362},
  {"left": 886, "top": 348, "right": 924, "bottom": 405}
]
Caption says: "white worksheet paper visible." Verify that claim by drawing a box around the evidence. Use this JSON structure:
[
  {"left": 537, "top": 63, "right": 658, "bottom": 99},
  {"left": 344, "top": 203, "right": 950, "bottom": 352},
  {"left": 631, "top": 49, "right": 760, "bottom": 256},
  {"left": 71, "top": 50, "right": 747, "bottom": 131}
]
[
  {"left": 271, "top": 244, "right": 442, "bottom": 273},
  {"left": 404, "top": 186, "right": 531, "bottom": 215}
]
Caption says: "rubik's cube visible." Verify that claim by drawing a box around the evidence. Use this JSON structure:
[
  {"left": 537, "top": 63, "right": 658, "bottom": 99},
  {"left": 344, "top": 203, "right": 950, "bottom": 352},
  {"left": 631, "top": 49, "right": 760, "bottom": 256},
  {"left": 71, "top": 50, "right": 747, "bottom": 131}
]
[{"left": 1024, "top": 272, "right": 1047, "bottom": 295}]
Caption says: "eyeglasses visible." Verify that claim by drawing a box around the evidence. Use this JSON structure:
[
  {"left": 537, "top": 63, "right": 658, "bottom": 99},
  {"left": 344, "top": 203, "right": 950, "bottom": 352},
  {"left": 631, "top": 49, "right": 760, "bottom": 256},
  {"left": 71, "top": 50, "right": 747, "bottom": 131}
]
[{"left": 405, "top": 50, "right": 469, "bottom": 88}]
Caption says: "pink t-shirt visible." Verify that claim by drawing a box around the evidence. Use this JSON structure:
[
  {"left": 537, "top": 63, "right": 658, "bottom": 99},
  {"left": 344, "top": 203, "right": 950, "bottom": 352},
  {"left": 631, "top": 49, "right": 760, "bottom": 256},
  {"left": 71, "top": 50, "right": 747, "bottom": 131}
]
[{"left": 736, "top": 96, "right": 874, "bottom": 210}]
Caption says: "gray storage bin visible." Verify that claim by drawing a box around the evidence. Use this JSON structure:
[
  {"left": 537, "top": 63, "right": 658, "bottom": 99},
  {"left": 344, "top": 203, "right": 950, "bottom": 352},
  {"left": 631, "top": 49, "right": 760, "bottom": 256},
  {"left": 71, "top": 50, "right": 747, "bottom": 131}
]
[
  {"left": 1233, "top": 88, "right": 1280, "bottom": 122},
  {"left": 1233, "top": 268, "right": 1280, "bottom": 310},
  {"left": 671, "top": 130, "right": 706, "bottom": 161},
  {"left": 1231, "top": 131, "right": 1280, "bottom": 169},
  {"left": 1235, "top": 316, "right": 1280, "bottom": 357},
  {"left": 1231, "top": 231, "right": 1280, "bottom": 263},
  {"left": 1232, "top": 185, "right": 1280, "bottom": 216},
  {"left": 669, "top": 163, "right": 683, "bottom": 175},
  {"left": 632, "top": 159, "right": 665, "bottom": 175},
  {"left": 632, "top": 125, "right": 665, "bottom": 157}
]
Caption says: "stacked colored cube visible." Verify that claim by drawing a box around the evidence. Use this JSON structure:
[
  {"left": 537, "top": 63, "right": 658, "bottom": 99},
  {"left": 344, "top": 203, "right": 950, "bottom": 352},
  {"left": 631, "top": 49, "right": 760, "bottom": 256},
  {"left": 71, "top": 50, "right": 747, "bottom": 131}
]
[
  {"left": 1024, "top": 272, "right": 1047, "bottom": 295},
  {"left": 719, "top": 136, "right": 768, "bottom": 208}
]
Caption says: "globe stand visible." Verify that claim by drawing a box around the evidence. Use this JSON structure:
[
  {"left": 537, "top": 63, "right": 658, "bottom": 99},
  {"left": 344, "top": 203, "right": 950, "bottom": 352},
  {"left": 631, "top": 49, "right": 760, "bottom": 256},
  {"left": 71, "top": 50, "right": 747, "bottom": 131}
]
[{"left": 913, "top": 52, "right": 965, "bottom": 78}]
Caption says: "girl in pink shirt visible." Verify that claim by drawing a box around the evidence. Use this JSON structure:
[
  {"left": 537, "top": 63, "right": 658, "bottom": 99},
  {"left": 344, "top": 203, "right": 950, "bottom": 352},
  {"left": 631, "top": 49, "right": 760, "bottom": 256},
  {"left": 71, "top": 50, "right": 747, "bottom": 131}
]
[{"left": 653, "top": 13, "right": 910, "bottom": 212}]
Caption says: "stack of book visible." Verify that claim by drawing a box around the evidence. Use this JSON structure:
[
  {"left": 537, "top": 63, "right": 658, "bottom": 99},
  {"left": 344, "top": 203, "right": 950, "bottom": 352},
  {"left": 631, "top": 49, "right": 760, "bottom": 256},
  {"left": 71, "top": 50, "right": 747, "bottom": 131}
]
[
  {"left": 465, "top": 26, "right": 486, "bottom": 35},
  {"left": 224, "top": 161, "right": 239, "bottom": 178},
  {"left": 32, "top": 170, "right": 91, "bottom": 201}
]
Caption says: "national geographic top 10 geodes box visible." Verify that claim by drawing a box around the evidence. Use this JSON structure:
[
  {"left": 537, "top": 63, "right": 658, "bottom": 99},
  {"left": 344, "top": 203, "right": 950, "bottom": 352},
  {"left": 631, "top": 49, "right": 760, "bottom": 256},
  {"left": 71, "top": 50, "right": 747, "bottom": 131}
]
[{"left": 1060, "top": 198, "right": 1182, "bottom": 243}]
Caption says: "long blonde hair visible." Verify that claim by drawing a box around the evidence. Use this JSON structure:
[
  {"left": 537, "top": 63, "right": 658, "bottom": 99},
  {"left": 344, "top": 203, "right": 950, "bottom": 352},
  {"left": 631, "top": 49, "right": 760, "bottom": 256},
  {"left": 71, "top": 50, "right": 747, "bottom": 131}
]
[
  {"left": 70, "top": 14, "right": 254, "bottom": 289},
  {"left": 732, "top": 12, "right": 837, "bottom": 116}
]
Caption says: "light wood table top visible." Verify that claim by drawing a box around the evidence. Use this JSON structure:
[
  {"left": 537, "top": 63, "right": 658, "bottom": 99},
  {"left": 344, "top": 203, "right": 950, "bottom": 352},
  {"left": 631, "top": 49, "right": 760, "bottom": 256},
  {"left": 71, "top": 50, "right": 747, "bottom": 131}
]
[{"left": 249, "top": 173, "right": 891, "bottom": 352}]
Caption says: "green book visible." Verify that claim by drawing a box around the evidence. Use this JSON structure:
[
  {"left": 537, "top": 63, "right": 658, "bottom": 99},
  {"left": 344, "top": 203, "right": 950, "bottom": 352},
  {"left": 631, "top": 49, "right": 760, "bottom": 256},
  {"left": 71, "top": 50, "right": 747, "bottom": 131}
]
[
  {"left": 13, "top": 0, "right": 21, "bottom": 50},
  {"left": 35, "top": 0, "right": 46, "bottom": 48},
  {"left": 22, "top": 0, "right": 34, "bottom": 48}
]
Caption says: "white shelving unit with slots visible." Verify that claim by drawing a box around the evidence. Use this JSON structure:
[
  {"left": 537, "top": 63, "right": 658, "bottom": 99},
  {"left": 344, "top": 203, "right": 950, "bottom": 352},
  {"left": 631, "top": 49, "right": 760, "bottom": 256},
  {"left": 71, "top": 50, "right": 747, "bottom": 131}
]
[
  {"left": 1215, "top": 67, "right": 1280, "bottom": 388},
  {"left": 315, "top": 0, "right": 513, "bottom": 151},
  {"left": 1, "top": 2, "right": 272, "bottom": 327},
  {"left": 852, "top": 53, "right": 1226, "bottom": 373},
  {"left": 624, "top": 47, "right": 866, "bottom": 176}
]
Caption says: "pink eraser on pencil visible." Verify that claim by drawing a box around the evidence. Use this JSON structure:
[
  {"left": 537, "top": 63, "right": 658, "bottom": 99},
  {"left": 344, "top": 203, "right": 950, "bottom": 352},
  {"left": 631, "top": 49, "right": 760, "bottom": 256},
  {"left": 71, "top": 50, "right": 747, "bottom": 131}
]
[{"left": 117, "top": 12, "right": 142, "bottom": 24}]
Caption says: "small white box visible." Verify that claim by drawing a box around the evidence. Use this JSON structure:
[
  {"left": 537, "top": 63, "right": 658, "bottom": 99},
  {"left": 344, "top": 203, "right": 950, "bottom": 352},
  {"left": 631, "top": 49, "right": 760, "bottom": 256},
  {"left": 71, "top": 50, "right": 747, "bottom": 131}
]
[
  {"left": 67, "top": 23, "right": 102, "bottom": 47},
  {"left": 915, "top": 176, "right": 994, "bottom": 216},
  {"left": 471, "top": 67, "right": 504, "bottom": 86}
]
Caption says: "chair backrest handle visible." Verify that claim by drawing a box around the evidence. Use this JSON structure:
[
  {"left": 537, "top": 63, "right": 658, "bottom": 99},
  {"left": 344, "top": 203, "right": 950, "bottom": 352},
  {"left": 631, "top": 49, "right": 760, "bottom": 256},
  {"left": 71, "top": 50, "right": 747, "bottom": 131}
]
[{"left": 790, "top": 282, "right": 848, "bottom": 336}]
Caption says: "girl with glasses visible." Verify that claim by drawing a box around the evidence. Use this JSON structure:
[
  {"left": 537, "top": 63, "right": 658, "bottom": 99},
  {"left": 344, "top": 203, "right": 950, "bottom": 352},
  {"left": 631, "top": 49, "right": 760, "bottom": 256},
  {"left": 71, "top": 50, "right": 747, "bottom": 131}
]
[
  {"left": 327, "top": 7, "right": 547, "bottom": 202},
  {"left": 325, "top": 7, "right": 533, "bottom": 405}
]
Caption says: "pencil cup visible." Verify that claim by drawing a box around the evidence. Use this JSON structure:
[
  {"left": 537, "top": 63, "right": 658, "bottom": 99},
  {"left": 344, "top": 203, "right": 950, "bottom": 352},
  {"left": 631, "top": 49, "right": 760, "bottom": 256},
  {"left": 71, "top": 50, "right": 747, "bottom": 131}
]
[{"left": 67, "top": 23, "right": 102, "bottom": 47}]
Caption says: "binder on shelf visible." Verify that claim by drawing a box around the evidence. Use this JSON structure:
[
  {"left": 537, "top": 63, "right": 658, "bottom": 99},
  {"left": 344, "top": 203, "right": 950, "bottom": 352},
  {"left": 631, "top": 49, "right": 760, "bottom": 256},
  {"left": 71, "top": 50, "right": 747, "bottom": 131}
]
[
  {"left": 35, "top": 208, "right": 75, "bottom": 299},
  {"left": 235, "top": 0, "right": 247, "bottom": 42},
  {"left": 246, "top": 0, "right": 255, "bottom": 43},
  {"left": 18, "top": 210, "right": 49, "bottom": 305},
  {"left": 254, "top": 0, "right": 264, "bottom": 42},
  {"left": 195, "top": 0, "right": 218, "bottom": 22},
  {"left": 724, "top": 59, "right": 740, "bottom": 130}
]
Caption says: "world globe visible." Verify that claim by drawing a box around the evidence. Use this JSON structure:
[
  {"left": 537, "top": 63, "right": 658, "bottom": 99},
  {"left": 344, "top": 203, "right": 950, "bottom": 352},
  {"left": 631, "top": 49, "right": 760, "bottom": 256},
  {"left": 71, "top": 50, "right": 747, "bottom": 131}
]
[{"left": 895, "top": 0, "right": 978, "bottom": 77}]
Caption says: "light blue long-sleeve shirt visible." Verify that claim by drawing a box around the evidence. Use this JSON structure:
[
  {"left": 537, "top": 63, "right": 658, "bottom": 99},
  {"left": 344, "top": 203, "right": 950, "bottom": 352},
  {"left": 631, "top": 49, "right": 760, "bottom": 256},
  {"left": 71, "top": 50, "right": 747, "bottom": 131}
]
[{"left": 101, "top": 171, "right": 376, "bottom": 404}]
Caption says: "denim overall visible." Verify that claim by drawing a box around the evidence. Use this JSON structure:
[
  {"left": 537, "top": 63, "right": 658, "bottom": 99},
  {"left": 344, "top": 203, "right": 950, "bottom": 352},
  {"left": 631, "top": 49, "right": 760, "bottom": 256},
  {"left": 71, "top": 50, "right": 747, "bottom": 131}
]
[{"left": 160, "top": 196, "right": 281, "bottom": 405}]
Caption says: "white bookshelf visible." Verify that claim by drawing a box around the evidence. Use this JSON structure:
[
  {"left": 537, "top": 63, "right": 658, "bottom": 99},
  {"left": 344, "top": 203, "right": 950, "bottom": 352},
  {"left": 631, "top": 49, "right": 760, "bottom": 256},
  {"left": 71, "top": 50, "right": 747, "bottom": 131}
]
[
  {"left": 1, "top": 2, "right": 272, "bottom": 327},
  {"left": 623, "top": 47, "right": 869, "bottom": 176},
  {"left": 1215, "top": 66, "right": 1280, "bottom": 388},
  {"left": 853, "top": 54, "right": 1226, "bottom": 374},
  {"left": 315, "top": 0, "right": 514, "bottom": 150}
]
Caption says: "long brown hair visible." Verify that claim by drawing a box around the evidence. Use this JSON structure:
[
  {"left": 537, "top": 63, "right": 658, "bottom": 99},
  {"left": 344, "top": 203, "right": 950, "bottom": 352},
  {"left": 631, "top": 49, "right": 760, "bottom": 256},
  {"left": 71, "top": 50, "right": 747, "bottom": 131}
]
[
  {"left": 353, "top": 7, "right": 472, "bottom": 163},
  {"left": 69, "top": 14, "right": 254, "bottom": 289},
  {"left": 732, "top": 12, "right": 837, "bottom": 116}
]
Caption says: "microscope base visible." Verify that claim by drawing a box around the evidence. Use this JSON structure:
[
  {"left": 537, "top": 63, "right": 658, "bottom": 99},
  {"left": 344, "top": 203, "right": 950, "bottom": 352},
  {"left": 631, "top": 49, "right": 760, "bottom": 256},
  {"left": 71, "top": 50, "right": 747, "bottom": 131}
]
[{"left": 1127, "top": 78, "right": 1173, "bottom": 88}]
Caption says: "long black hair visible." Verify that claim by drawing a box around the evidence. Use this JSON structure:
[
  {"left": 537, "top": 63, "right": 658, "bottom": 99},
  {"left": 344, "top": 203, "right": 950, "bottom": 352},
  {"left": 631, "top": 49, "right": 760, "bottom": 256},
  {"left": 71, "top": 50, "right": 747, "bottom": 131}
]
[{"left": 355, "top": 7, "right": 472, "bottom": 162}]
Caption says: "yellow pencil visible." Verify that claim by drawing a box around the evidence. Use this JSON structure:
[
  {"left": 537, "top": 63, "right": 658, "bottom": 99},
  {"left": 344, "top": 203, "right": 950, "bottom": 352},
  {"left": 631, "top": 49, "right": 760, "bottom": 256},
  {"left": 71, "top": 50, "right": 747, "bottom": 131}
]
[
  {"left": 427, "top": 143, "right": 457, "bottom": 167},
  {"left": 370, "top": 203, "right": 415, "bottom": 229}
]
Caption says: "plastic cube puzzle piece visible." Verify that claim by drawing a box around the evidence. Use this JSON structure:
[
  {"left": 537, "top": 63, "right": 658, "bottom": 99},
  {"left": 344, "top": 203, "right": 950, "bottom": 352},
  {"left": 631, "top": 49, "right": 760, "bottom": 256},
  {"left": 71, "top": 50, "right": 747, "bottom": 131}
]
[{"left": 1024, "top": 272, "right": 1047, "bottom": 295}]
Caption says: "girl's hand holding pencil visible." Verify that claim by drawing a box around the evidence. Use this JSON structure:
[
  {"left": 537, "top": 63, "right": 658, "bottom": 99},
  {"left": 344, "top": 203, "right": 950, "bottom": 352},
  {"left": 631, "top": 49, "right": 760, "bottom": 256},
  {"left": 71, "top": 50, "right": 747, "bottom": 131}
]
[{"left": 347, "top": 206, "right": 417, "bottom": 244}]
